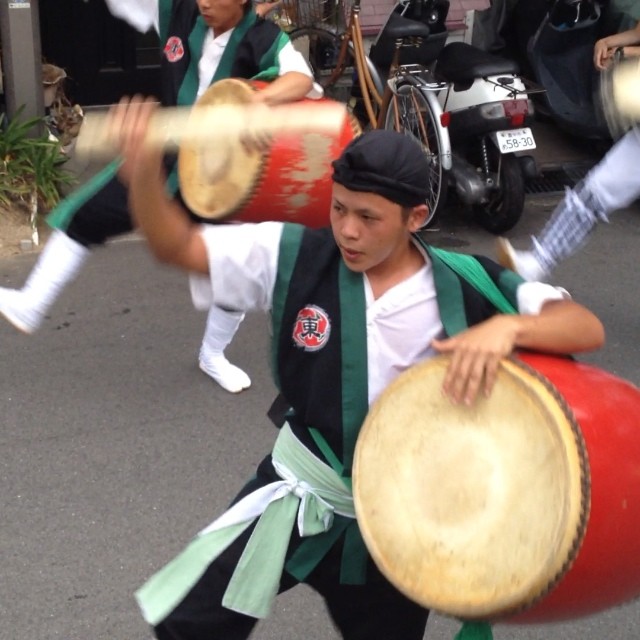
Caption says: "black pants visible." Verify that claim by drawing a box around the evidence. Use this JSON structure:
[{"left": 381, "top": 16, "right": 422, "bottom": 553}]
[
  {"left": 64, "top": 175, "right": 133, "bottom": 248},
  {"left": 153, "top": 516, "right": 430, "bottom": 640},
  {"left": 62, "top": 161, "right": 190, "bottom": 248}
]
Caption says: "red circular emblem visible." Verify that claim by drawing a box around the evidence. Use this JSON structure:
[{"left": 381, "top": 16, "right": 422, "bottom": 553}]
[
  {"left": 292, "top": 305, "right": 331, "bottom": 351},
  {"left": 164, "top": 36, "right": 185, "bottom": 62}
]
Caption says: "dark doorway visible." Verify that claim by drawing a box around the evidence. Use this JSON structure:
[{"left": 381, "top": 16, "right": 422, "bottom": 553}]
[{"left": 39, "top": 0, "right": 161, "bottom": 106}]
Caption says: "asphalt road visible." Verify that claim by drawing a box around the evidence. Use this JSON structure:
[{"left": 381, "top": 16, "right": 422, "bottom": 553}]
[{"left": 2, "top": 194, "right": 640, "bottom": 640}]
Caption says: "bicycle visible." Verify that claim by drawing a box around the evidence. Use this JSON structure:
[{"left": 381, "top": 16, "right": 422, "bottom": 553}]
[{"left": 282, "top": 0, "right": 452, "bottom": 226}]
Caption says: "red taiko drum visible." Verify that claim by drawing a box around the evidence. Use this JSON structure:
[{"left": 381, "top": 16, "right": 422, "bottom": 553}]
[
  {"left": 178, "top": 78, "right": 360, "bottom": 227},
  {"left": 353, "top": 352, "right": 640, "bottom": 623}
]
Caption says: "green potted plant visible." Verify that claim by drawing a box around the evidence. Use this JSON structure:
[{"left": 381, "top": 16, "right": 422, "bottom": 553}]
[{"left": 0, "top": 107, "right": 75, "bottom": 246}]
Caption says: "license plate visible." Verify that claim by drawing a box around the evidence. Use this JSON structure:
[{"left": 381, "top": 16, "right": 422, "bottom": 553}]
[{"left": 493, "top": 128, "right": 536, "bottom": 153}]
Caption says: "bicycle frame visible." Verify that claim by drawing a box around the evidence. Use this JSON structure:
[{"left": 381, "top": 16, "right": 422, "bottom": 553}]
[
  {"left": 318, "top": 0, "right": 384, "bottom": 126},
  {"left": 388, "top": 65, "right": 452, "bottom": 171},
  {"left": 321, "top": 0, "right": 451, "bottom": 163},
  {"left": 288, "top": 1, "right": 453, "bottom": 221}
]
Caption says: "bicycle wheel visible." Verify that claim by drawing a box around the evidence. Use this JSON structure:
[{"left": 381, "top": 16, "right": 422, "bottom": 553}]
[
  {"left": 289, "top": 27, "right": 355, "bottom": 104},
  {"left": 383, "top": 83, "right": 446, "bottom": 228}
]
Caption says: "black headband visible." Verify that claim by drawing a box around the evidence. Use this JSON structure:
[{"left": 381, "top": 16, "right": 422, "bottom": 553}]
[{"left": 332, "top": 130, "right": 430, "bottom": 207}]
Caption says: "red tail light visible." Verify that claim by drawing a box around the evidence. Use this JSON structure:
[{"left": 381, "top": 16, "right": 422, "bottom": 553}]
[
  {"left": 503, "top": 99, "right": 529, "bottom": 117},
  {"left": 440, "top": 111, "right": 451, "bottom": 127}
]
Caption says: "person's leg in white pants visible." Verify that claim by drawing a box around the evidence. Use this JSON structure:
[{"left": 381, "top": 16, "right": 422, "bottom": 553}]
[
  {"left": 497, "top": 127, "right": 640, "bottom": 280},
  {"left": 0, "top": 229, "right": 90, "bottom": 333},
  {"left": 199, "top": 305, "right": 251, "bottom": 393}
]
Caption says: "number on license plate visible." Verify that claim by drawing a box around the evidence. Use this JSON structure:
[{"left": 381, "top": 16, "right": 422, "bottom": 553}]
[{"left": 493, "top": 128, "right": 536, "bottom": 153}]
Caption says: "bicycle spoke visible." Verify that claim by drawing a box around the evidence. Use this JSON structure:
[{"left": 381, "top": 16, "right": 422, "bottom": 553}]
[{"left": 384, "top": 84, "right": 445, "bottom": 227}]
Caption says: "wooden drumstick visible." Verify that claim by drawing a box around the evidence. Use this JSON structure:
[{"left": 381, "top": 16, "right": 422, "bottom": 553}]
[
  {"left": 611, "top": 57, "right": 640, "bottom": 121},
  {"left": 75, "top": 100, "right": 348, "bottom": 161},
  {"left": 600, "top": 58, "right": 640, "bottom": 137}
]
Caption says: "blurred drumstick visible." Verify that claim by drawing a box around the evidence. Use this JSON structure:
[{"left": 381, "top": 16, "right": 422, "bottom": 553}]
[
  {"left": 75, "top": 100, "right": 348, "bottom": 161},
  {"left": 610, "top": 57, "right": 640, "bottom": 120},
  {"left": 600, "top": 58, "right": 640, "bottom": 137}
]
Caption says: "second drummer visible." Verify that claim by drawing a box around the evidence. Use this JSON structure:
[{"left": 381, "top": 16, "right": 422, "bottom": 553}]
[
  {"left": 0, "top": 0, "right": 320, "bottom": 394},
  {"left": 112, "top": 112, "right": 605, "bottom": 640}
]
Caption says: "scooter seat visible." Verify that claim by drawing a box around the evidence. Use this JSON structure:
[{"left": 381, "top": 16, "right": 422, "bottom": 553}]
[
  {"left": 435, "top": 42, "right": 520, "bottom": 85},
  {"left": 380, "top": 12, "right": 432, "bottom": 41}
]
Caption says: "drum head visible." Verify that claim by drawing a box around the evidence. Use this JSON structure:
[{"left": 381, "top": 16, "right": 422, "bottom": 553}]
[
  {"left": 353, "top": 355, "right": 590, "bottom": 620},
  {"left": 178, "top": 78, "right": 263, "bottom": 220}
]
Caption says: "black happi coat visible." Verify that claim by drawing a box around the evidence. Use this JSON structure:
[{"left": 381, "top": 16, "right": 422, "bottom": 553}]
[
  {"left": 263, "top": 224, "right": 521, "bottom": 584},
  {"left": 158, "top": 0, "right": 289, "bottom": 107}
]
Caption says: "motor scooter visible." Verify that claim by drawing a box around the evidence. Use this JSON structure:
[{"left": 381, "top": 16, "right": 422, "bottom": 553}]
[
  {"left": 369, "top": 0, "right": 539, "bottom": 233},
  {"left": 510, "top": 0, "right": 612, "bottom": 141}
]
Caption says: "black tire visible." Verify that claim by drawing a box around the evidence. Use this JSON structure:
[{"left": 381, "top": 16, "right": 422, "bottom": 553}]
[
  {"left": 472, "top": 148, "right": 525, "bottom": 234},
  {"left": 383, "top": 83, "right": 446, "bottom": 228},
  {"left": 288, "top": 27, "right": 355, "bottom": 104}
]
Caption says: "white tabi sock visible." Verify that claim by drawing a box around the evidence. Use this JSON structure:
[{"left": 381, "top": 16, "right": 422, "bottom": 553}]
[
  {"left": 199, "top": 305, "right": 251, "bottom": 393},
  {"left": 0, "top": 230, "right": 90, "bottom": 334}
]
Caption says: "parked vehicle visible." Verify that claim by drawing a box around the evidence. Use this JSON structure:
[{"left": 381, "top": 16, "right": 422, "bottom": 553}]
[
  {"left": 287, "top": 0, "right": 451, "bottom": 229},
  {"left": 367, "top": 0, "right": 539, "bottom": 233},
  {"left": 510, "top": 0, "right": 612, "bottom": 141}
]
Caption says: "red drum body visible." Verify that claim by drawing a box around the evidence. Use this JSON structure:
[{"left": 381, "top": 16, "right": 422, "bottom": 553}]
[
  {"left": 178, "top": 78, "right": 359, "bottom": 228},
  {"left": 510, "top": 352, "right": 640, "bottom": 623},
  {"left": 353, "top": 353, "right": 640, "bottom": 624}
]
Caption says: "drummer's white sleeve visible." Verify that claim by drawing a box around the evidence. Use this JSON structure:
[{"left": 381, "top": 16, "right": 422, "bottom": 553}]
[
  {"left": 277, "top": 41, "right": 324, "bottom": 99},
  {"left": 104, "top": 0, "right": 159, "bottom": 34},
  {"left": 516, "top": 282, "right": 571, "bottom": 316},
  {"left": 189, "top": 222, "right": 284, "bottom": 312}
]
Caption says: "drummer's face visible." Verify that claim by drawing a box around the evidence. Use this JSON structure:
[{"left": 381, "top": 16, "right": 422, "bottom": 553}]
[
  {"left": 197, "top": 0, "right": 247, "bottom": 35},
  {"left": 330, "top": 183, "right": 425, "bottom": 274}
]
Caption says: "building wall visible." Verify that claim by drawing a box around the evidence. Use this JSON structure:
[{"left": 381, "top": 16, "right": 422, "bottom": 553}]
[{"left": 359, "top": 0, "right": 491, "bottom": 34}]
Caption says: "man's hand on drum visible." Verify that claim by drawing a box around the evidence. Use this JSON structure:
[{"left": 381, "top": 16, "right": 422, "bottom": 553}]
[
  {"left": 240, "top": 93, "right": 273, "bottom": 154},
  {"left": 431, "top": 315, "right": 521, "bottom": 406},
  {"left": 432, "top": 298, "right": 605, "bottom": 405},
  {"left": 594, "top": 38, "right": 615, "bottom": 70},
  {"left": 239, "top": 72, "right": 314, "bottom": 152},
  {"left": 107, "top": 95, "right": 164, "bottom": 187}
]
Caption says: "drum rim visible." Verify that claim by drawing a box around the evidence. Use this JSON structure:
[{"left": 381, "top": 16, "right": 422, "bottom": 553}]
[
  {"left": 508, "top": 355, "right": 591, "bottom": 617},
  {"left": 353, "top": 353, "right": 591, "bottom": 620}
]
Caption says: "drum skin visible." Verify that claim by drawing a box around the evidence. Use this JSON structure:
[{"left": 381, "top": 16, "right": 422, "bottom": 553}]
[
  {"left": 178, "top": 78, "right": 359, "bottom": 227},
  {"left": 353, "top": 351, "right": 640, "bottom": 624},
  {"left": 510, "top": 352, "right": 640, "bottom": 623}
]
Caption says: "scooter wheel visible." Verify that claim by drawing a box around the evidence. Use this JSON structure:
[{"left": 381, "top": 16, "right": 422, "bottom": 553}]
[{"left": 473, "top": 152, "right": 525, "bottom": 234}]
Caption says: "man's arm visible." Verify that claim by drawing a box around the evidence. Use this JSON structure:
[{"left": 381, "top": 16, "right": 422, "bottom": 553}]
[
  {"left": 266, "top": 33, "right": 324, "bottom": 100},
  {"left": 594, "top": 20, "right": 640, "bottom": 69},
  {"left": 251, "top": 71, "right": 314, "bottom": 106},
  {"left": 110, "top": 97, "right": 209, "bottom": 274},
  {"left": 432, "top": 299, "right": 605, "bottom": 405}
]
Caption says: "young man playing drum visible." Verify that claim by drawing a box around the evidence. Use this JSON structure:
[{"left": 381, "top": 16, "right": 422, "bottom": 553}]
[
  {"left": 0, "top": 0, "right": 320, "bottom": 393},
  {"left": 110, "top": 103, "right": 605, "bottom": 640}
]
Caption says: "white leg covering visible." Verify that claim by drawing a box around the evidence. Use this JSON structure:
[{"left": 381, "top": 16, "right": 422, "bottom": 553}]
[
  {"left": 0, "top": 230, "right": 90, "bottom": 334},
  {"left": 199, "top": 305, "right": 251, "bottom": 393},
  {"left": 532, "top": 128, "right": 640, "bottom": 275},
  {"left": 497, "top": 128, "right": 640, "bottom": 282},
  {"left": 495, "top": 237, "right": 547, "bottom": 282}
]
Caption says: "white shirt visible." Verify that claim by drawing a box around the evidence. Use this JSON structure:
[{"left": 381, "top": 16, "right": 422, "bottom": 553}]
[
  {"left": 104, "top": 0, "right": 322, "bottom": 99},
  {"left": 105, "top": 0, "right": 159, "bottom": 34},
  {"left": 190, "top": 222, "right": 570, "bottom": 404}
]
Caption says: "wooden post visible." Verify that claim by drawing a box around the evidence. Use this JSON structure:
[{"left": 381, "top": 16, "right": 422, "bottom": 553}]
[{"left": 0, "top": 0, "right": 45, "bottom": 125}]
